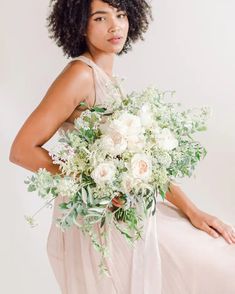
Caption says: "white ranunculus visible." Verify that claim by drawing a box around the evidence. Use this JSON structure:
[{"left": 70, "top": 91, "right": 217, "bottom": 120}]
[
  {"left": 139, "top": 103, "right": 155, "bottom": 128},
  {"left": 127, "top": 134, "right": 146, "bottom": 152},
  {"left": 157, "top": 128, "right": 178, "bottom": 151},
  {"left": 100, "top": 131, "right": 127, "bottom": 155},
  {"left": 131, "top": 154, "right": 152, "bottom": 182},
  {"left": 91, "top": 162, "right": 116, "bottom": 185},
  {"left": 109, "top": 112, "right": 142, "bottom": 137}
]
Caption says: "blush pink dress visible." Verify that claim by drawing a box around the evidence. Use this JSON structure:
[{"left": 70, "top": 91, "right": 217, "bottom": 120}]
[{"left": 47, "top": 55, "right": 235, "bottom": 294}]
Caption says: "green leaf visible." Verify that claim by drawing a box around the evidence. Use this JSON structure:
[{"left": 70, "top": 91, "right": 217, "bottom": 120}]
[
  {"left": 87, "top": 186, "right": 93, "bottom": 205},
  {"left": 146, "top": 199, "right": 153, "bottom": 210},
  {"left": 85, "top": 129, "right": 94, "bottom": 139},
  {"left": 51, "top": 187, "right": 58, "bottom": 196},
  {"left": 91, "top": 106, "right": 106, "bottom": 113},
  {"left": 59, "top": 202, "right": 69, "bottom": 209},
  {"left": 85, "top": 213, "right": 101, "bottom": 218},
  {"left": 81, "top": 187, "right": 88, "bottom": 204},
  {"left": 88, "top": 207, "right": 105, "bottom": 214},
  {"left": 100, "top": 216, "right": 106, "bottom": 228},
  {"left": 98, "top": 199, "right": 110, "bottom": 205},
  {"left": 79, "top": 101, "right": 89, "bottom": 107},
  {"left": 159, "top": 189, "right": 166, "bottom": 200},
  {"left": 152, "top": 194, "right": 157, "bottom": 216},
  {"left": 27, "top": 185, "right": 36, "bottom": 192}
]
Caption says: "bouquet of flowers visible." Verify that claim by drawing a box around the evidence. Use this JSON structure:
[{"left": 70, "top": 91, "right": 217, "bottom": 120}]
[{"left": 24, "top": 86, "right": 211, "bottom": 272}]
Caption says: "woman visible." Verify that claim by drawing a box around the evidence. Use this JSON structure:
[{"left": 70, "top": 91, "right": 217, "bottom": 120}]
[{"left": 9, "top": 0, "right": 235, "bottom": 293}]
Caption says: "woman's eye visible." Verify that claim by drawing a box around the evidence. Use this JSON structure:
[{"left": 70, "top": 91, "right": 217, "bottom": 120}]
[
  {"left": 94, "top": 17, "right": 105, "bottom": 22},
  {"left": 117, "top": 13, "right": 127, "bottom": 19}
]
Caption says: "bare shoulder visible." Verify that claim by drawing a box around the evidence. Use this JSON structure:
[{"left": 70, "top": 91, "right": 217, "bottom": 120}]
[
  {"left": 46, "top": 59, "right": 94, "bottom": 106},
  {"left": 61, "top": 58, "right": 93, "bottom": 81},
  {"left": 9, "top": 59, "right": 95, "bottom": 151}
]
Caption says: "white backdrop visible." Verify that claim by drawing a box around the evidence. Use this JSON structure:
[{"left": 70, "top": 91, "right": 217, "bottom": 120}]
[{"left": 1, "top": 0, "right": 235, "bottom": 293}]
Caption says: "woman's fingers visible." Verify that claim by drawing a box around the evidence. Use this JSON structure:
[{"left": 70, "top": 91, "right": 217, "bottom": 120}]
[
  {"left": 228, "top": 230, "right": 235, "bottom": 243},
  {"left": 231, "top": 228, "right": 235, "bottom": 239},
  {"left": 202, "top": 223, "right": 219, "bottom": 238},
  {"left": 209, "top": 220, "right": 234, "bottom": 244},
  {"left": 227, "top": 227, "right": 235, "bottom": 243},
  {"left": 189, "top": 210, "right": 235, "bottom": 245}
]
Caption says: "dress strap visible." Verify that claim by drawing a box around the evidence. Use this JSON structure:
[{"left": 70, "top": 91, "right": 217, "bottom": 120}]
[
  {"left": 73, "top": 55, "right": 115, "bottom": 81},
  {"left": 73, "top": 55, "right": 94, "bottom": 68}
]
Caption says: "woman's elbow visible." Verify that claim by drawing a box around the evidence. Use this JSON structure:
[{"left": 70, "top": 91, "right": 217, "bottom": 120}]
[
  {"left": 9, "top": 140, "right": 31, "bottom": 166},
  {"left": 9, "top": 143, "right": 22, "bottom": 164}
]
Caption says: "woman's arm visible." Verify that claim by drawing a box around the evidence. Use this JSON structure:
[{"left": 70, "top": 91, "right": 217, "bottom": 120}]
[
  {"left": 165, "top": 182, "right": 198, "bottom": 218},
  {"left": 165, "top": 182, "right": 235, "bottom": 244},
  {"left": 9, "top": 61, "right": 93, "bottom": 175}
]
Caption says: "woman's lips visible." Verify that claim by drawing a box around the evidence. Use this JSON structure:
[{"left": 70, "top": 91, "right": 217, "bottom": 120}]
[{"left": 108, "top": 37, "right": 123, "bottom": 45}]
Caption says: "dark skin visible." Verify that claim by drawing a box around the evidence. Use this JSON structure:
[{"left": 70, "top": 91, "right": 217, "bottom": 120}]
[
  {"left": 9, "top": 0, "right": 235, "bottom": 244},
  {"left": 9, "top": 60, "right": 95, "bottom": 174}
]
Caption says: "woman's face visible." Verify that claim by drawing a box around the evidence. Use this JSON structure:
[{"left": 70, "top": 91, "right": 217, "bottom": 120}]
[{"left": 85, "top": 0, "right": 129, "bottom": 54}]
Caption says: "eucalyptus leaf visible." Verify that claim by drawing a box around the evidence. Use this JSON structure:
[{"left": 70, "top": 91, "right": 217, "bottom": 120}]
[
  {"left": 88, "top": 207, "right": 105, "bottom": 214},
  {"left": 81, "top": 187, "right": 88, "bottom": 204},
  {"left": 98, "top": 199, "right": 110, "bottom": 205}
]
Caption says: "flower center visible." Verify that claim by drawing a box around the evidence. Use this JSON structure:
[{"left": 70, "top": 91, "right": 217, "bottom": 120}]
[
  {"left": 139, "top": 160, "right": 148, "bottom": 174},
  {"left": 100, "top": 169, "right": 108, "bottom": 177}
]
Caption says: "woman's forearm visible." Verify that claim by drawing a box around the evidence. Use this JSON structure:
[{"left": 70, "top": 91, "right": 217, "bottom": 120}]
[
  {"left": 165, "top": 182, "right": 199, "bottom": 218},
  {"left": 9, "top": 146, "right": 61, "bottom": 175}
]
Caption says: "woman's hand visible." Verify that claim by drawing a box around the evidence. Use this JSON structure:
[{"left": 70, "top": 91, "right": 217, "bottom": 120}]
[{"left": 188, "top": 209, "right": 235, "bottom": 245}]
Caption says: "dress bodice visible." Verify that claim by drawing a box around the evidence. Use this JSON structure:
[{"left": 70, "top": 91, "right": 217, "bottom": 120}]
[{"left": 72, "top": 55, "right": 125, "bottom": 106}]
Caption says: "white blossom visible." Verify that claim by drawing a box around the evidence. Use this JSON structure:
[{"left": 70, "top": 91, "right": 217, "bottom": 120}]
[
  {"left": 100, "top": 131, "right": 127, "bottom": 155},
  {"left": 139, "top": 102, "right": 155, "bottom": 128},
  {"left": 130, "top": 154, "right": 152, "bottom": 182},
  {"left": 57, "top": 177, "right": 79, "bottom": 198},
  {"left": 109, "top": 112, "right": 142, "bottom": 137},
  {"left": 91, "top": 162, "right": 116, "bottom": 185},
  {"left": 127, "top": 134, "right": 146, "bottom": 152},
  {"left": 156, "top": 128, "right": 178, "bottom": 151}
]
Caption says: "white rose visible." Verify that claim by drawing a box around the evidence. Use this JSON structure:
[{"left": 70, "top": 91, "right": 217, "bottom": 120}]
[
  {"left": 127, "top": 134, "right": 146, "bottom": 152},
  {"left": 139, "top": 103, "right": 155, "bottom": 128},
  {"left": 131, "top": 154, "right": 152, "bottom": 182},
  {"left": 91, "top": 162, "right": 116, "bottom": 185},
  {"left": 100, "top": 131, "right": 127, "bottom": 155},
  {"left": 109, "top": 112, "right": 142, "bottom": 137},
  {"left": 157, "top": 128, "right": 178, "bottom": 151}
]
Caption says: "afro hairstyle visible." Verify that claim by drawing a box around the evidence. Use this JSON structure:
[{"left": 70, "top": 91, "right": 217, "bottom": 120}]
[{"left": 46, "top": 0, "right": 153, "bottom": 58}]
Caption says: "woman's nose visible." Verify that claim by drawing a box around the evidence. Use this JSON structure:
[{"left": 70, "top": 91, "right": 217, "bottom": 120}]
[
  {"left": 109, "top": 26, "right": 121, "bottom": 33},
  {"left": 108, "top": 17, "right": 121, "bottom": 33}
]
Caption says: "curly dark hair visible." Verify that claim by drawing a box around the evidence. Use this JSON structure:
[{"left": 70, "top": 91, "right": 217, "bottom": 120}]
[{"left": 46, "top": 0, "right": 153, "bottom": 58}]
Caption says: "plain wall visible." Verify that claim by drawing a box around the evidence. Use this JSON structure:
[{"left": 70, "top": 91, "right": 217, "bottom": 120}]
[{"left": 1, "top": 0, "right": 235, "bottom": 293}]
